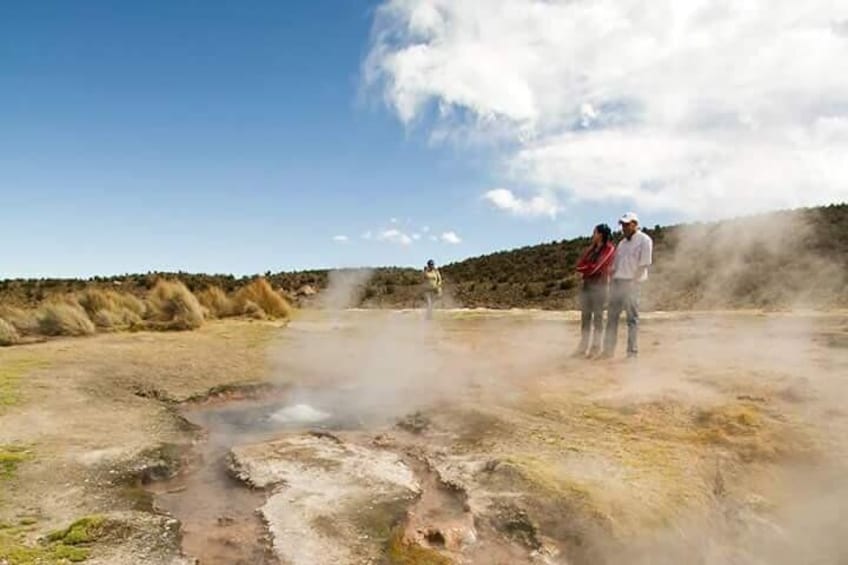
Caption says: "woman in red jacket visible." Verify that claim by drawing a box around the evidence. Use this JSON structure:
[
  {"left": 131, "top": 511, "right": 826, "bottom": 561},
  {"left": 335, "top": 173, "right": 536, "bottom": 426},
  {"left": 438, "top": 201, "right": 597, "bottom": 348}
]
[{"left": 574, "top": 223, "right": 615, "bottom": 358}]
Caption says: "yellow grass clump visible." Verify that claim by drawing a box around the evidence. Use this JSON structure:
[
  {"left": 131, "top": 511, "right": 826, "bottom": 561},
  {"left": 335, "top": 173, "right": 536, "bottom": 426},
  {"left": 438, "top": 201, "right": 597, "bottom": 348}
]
[
  {"left": 76, "top": 289, "right": 145, "bottom": 331},
  {"left": 234, "top": 278, "right": 292, "bottom": 319},
  {"left": 197, "top": 286, "right": 237, "bottom": 318},
  {"left": 0, "top": 306, "right": 39, "bottom": 336},
  {"left": 146, "top": 280, "right": 205, "bottom": 331},
  {"left": 0, "top": 318, "right": 20, "bottom": 346},
  {"left": 78, "top": 289, "right": 146, "bottom": 318},
  {"left": 92, "top": 308, "right": 143, "bottom": 331},
  {"left": 242, "top": 300, "right": 267, "bottom": 320},
  {"left": 37, "top": 303, "right": 96, "bottom": 337}
]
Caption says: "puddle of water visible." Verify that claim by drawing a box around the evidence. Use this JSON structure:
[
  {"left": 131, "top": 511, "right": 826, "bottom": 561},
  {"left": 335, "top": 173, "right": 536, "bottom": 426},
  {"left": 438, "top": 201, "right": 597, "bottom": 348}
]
[{"left": 148, "top": 396, "right": 362, "bottom": 565}]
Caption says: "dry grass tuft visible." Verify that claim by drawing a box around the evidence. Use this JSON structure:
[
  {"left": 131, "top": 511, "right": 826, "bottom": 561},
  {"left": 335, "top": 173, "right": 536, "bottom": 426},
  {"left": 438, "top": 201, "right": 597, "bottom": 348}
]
[
  {"left": 235, "top": 278, "right": 292, "bottom": 319},
  {"left": 242, "top": 300, "right": 267, "bottom": 320},
  {"left": 197, "top": 286, "right": 237, "bottom": 319},
  {"left": 77, "top": 288, "right": 145, "bottom": 331},
  {"left": 146, "top": 280, "right": 204, "bottom": 331},
  {"left": 78, "top": 289, "right": 146, "bottom": 318},
  {"left": 0, "top": 319, "right": 20, "bottom": 346},
  {"left": 0, "top": 306, "right": 39, "bottom": 336},
  {"left": 77, "top": 289, "right": 114, "bottom": 317},
  {"left": 37, "top": 303, "right": 96, "bottom": 336},
  {"left": 92, "top": 308, "right": 142, "bottom": 331}
]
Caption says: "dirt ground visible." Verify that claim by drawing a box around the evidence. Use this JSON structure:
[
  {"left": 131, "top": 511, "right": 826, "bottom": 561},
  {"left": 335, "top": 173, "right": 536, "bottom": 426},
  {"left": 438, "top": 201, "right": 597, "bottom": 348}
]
[{"left": 1, "top": 310, "right": 847, "bottom": 564}]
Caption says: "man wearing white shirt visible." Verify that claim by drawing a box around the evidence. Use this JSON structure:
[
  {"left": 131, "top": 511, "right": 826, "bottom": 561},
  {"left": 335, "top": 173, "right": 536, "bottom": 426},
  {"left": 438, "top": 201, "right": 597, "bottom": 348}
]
[{"left": 602, "top": 212, "right": 653, "bottom": 359}]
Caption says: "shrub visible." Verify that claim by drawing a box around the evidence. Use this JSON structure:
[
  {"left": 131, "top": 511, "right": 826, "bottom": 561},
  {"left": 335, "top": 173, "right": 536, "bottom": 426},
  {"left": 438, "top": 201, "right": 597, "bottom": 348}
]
[
  {"left": 37, "top": 303, "right": 96, "bottom": 336},
  {"left": 234, "top": 278, "right": 291, "bottom": 319},
  {"left": 197, "top": 286, "right": 236, "bottom": 318},
  {"left": 0, "top": 318, "right": 20, "bottom": 346},
  {"left": 146, "top": 280, "right": 204, "bottom": 331}
]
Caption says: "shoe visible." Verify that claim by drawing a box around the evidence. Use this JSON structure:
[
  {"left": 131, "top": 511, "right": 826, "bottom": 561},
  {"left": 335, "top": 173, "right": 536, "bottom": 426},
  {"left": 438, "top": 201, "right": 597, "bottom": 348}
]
[
  {"left": 596, "top": 351, "right": 614, "bottom": 360},
  {"left": 570, "top": 349, "right": 586, "bottom": 359},
  {"left": 626, "top": 353, "right": 638, "bottom": 361}
]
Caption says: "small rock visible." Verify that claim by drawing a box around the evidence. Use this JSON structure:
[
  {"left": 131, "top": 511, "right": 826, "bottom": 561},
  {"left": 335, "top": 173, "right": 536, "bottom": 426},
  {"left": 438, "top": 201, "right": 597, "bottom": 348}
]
[
  {"left": 217, "top": 516, "right": 235, "bottom": 526},
  {"left": 372, "top": 433, "right": 395, "bottom": 448}
]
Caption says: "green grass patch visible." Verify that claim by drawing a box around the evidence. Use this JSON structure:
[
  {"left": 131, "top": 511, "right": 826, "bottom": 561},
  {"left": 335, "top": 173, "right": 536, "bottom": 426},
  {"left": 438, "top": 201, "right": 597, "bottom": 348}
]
[
  {"left": 0, "top": 356, "right": 48, "bottom": 409},
  {"left": 0, "top": 446, "right": 31, "bottom": 480}
]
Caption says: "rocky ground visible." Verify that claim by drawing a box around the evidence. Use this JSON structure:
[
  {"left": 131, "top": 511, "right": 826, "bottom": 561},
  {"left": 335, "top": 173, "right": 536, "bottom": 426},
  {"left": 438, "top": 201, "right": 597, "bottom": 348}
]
[{"left": 1, "top": 310, "right": 847, "bottom": 564}]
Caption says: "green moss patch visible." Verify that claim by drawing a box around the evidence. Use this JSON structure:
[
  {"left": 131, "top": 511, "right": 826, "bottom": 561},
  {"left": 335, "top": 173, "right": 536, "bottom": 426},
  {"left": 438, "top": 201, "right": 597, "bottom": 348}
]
[{"left": 0, "top": 515, "right": 113, "bottom": 564}]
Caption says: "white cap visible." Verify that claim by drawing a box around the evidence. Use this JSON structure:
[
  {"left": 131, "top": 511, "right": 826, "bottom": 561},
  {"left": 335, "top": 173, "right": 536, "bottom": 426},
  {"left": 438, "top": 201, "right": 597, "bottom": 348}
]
[{"left": 619, "top": 211, "right": 639, "bottom": 224}]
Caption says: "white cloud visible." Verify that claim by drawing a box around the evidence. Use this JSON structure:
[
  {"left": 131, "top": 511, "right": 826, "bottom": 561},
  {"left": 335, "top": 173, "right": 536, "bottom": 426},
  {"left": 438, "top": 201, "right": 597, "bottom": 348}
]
[
  {"left": 332, "top": 235, "right": 350, "bottom": 243},
  {"left": 376, "top": 228, "right": 413, "bottom": 246},
  {"left": 429, "top": 235, "right": 438, "bottom": 242},
  {"left": 483, "top": 188, "right": 559, "bottom": 218},
  {"left": 412, "top": 233, "right": 422, "bottom": 240},
  {"left": 361, "top": 231, "right": 373, "bottom": 240},
  {"left": 366, "top": 0, "right": 848, "bottom": 218},
  {"left": 440, "top": 231, "right": 462, "bottom": 244}
]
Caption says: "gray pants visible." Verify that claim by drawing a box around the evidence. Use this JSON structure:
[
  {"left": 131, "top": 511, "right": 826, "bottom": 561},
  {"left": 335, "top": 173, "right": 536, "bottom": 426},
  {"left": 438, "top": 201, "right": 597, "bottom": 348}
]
[
  {"left": 578, "top": 282, "right": 607, "bottom": 354},
  {"left": 425, "top": 290, "right": 439, "bottom": 319},
  {"left": 604, "top": 279, "right": 640, "bottom": 357}
]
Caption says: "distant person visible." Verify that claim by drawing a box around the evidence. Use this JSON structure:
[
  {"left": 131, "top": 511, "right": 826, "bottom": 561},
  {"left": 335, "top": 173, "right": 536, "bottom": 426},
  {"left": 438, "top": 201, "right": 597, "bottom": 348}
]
[
  {"left": 423, "top": 259, "right": 443, "bottom": 319},
  {"left": 602, "top": 212, "right": 653, "bottom": 359},
  {"left": 573, "top": 223, "right": 615, "bottom": 358}
]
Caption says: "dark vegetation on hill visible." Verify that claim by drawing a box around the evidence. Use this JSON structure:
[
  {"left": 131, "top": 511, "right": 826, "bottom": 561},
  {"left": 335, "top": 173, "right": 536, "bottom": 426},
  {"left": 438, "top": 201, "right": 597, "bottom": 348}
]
[{"left": 1, "top": 204, "right": 846, "bottom": 311}]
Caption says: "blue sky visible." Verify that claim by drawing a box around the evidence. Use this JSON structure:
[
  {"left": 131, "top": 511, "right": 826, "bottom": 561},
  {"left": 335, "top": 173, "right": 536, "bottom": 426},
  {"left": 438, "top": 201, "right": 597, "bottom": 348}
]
[
  {"left": 5, "top": 1, "right": 841, "bottom": 278},
  {"left": 0, "top": 1, "right": 667, "bottom": 279}
]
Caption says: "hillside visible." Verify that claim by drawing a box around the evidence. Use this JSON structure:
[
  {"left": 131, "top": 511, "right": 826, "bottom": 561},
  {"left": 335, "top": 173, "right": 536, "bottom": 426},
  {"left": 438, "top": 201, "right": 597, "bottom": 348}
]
[{"left": 1, "top": 204, "right": 846, "bottom": 311}]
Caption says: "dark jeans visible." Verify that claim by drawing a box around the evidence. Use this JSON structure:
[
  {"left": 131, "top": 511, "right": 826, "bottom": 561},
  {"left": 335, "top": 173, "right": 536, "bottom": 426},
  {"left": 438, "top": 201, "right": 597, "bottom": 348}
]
[
  {"left": 578, "top": 282, "right": 607, "bottom": 354},
  {"left": 604, "top": 279, "right": 640, "bottom": 357}
]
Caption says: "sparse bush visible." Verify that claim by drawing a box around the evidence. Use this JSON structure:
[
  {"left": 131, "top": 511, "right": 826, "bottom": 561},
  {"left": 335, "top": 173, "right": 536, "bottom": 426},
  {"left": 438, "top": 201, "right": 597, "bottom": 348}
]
[
  {"left": 146, "top": 280, "right": 204, "bottom": 331},
  {"left": 37, "top": 303, "right": 96, "bottom": 336},
  {"left": 234, "top": 278, "right": 291, "bottom": 319},
  {"left": 242, "top": 300, "right": 267, "bottom": 320},
  {"left": 197, "top": 286, "right": 236, "bottom": 318},
  {"left": 0, "top": 318, "right": 20, "bottom": 346}
]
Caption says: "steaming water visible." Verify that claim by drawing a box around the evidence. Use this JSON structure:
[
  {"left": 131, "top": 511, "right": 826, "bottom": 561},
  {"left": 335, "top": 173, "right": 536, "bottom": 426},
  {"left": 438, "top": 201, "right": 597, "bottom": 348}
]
[
  {"left": 148, "top": 395, "right": 362, "bottom": 565},
  {"left": 269, "top": 403, "right": 331, "bottom": 424}
]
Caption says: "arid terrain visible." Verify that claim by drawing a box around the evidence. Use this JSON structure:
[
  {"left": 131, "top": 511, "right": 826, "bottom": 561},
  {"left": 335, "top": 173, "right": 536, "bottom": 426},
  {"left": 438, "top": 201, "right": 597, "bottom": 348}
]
[{"left": 2, "top": 309, "right": 848, "bottom": 564}]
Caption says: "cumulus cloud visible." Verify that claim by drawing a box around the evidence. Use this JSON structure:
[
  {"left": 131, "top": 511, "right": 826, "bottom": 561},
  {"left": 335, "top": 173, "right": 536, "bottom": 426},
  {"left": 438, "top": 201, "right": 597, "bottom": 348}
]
[
  {"left": 376, "top": 228, "right": 413, "bottom": 245},
  {"left": 332, "top": 235, "right": 350, "bottom": 243},
  {"left": 484, "top": 188, "right": 559, "bottom": 218},
  {"left": 366, "top": 0, "right": 848, "bottom": 218},
  {"left": 440, "top": 231, "right": 462, "bottom": 244}
]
